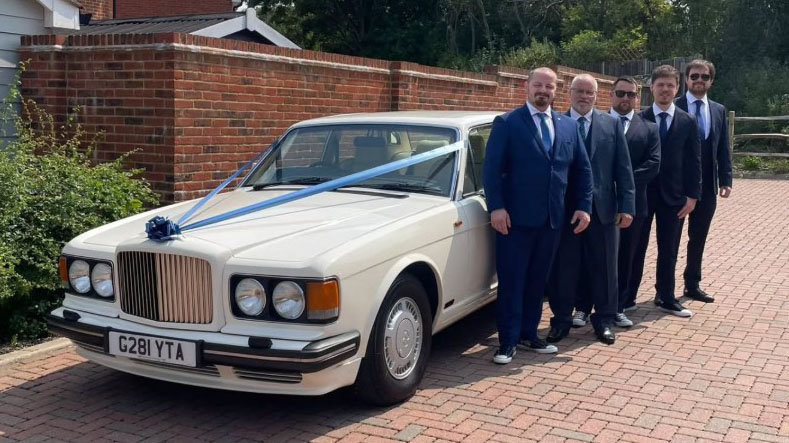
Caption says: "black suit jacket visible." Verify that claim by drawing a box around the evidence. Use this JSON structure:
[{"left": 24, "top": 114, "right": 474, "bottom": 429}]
[
  {"left": 675, "top": 95, "right": 733, "bottom": 191},
  {"left": 565, "top": 109, "right": 635, "bottom": 224},
  {"left": 623, "top": 113, "right": 661, "bottom": 218},
  {"left": 640, "top": 106, "right": 702, "bottom": 207}
]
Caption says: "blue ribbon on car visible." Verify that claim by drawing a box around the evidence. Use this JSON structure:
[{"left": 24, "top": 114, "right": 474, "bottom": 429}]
[{"left": 145, "top": 141, "right": 464, "bottom": 241}]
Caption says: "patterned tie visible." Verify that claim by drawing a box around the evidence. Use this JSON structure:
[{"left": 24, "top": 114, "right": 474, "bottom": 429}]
[
  {"left": 694, "top": 100, "right": 706, "bottom": 140},
  {"left": 538, "top": 113, "right": 552, "bottom": 154},
  {"left": 658, "top": 112, "right": 669, "bottom": 143},
  {"left": 577, "top": 116, "right": 588, "bottom": 139},
  {"left": 620, "top": 116, "right": 629, "bottom": 133}
]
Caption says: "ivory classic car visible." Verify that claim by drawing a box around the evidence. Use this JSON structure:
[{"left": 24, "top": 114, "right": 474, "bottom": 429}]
[{"left": 48, "top": 111, "right": 501, "bottom": 405}]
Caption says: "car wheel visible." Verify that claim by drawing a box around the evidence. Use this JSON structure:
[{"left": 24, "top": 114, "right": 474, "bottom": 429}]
[{"left": 355, "top": 273, "right": 433, "bottom": 406}]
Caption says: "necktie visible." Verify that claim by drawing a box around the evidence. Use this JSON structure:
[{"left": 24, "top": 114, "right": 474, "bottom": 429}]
[
  {"left": 538, "top": 113, "right": 552, "bottom": 154},
  {"left": 694, "top": 100, "right": 706, "bottom": 140},
  {"left": 577, "top": 116, "right": 588, "bottom": 139},
  {"left": 620, "top": 116, "right": 629, "bottom": 133},
  {"left": 658, "top": 112, "right": 669, "bottom": 142}
]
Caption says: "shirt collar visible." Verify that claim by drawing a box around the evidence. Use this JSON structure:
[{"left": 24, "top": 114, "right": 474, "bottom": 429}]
[
  {"left": 527, "top": 101, "right": 552, "bottom": 119},
  {"left": 570, "top": 107, "right": 594, "bottom": 121},
  {"left": 610, "top": 109, "right": 635, "bottom": 120},
  {"left": 686, "top": 91, "right": 709, "bottom": 107},
  {"left": 652, "top": 102, "right": 675, "bottom": 118}
]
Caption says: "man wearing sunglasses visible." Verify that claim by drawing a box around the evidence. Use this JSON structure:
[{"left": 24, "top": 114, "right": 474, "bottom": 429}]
[
  {"left": 609, "top": 77, "right": 661, "bottom": 327},
  {"left": 675, "top": 59, "right": 733, "bottom": 303},
  {"left": 547, "top": 74, "right": 635, "bottom": 345}
]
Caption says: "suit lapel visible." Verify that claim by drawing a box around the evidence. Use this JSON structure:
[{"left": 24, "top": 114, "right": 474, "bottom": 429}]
[
  {"left": 587, "top": 110, "right": 599, "bottom": 160},
  {"left": 676, "top": 96, "right": 689, "bottom": 113},
  {"left": 627, "top": 114, "right": 643, "bottom": 143},
  {"left": 519, "top": 106, "right": 550, "bottom": 160}
]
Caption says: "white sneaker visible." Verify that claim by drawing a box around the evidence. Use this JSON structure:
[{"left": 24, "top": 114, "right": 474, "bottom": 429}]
[
  {"left": 614, "top": 313, "right": 634, "bottom": 328},
  {"left": 572, "top": 311, "right": 588, "bottom": 327}
]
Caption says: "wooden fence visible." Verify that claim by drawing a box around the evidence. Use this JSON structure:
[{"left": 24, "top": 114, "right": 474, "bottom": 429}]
[{"left": 729, "top": 112, "right": 789, "bottom": 158}]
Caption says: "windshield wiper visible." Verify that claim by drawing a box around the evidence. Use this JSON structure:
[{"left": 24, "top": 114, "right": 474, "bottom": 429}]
[
  {"left": 358, "top": 183, "right": 443, "bottom": 195},
  {"left": 253, "top": 177, "right": 330, "bottom": 190}
]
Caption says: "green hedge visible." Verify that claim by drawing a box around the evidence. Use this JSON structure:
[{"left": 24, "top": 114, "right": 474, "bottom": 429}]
[{"left": 0, "top": 77, "right": 158, "bottom": 345}]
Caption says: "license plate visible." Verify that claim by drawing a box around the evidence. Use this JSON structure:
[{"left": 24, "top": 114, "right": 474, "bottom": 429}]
[{"left": 108, "top": 331, "right": 197, "bottom": 367}]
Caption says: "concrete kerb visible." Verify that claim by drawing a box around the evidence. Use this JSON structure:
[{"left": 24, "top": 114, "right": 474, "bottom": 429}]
[{"left": 0, "top": 338, "right": 72, "bottom": 367}]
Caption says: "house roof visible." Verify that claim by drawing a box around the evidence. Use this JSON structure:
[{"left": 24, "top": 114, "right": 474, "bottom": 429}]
[{"left": 64, "top": 9, "right": 299, "bottom": 49}]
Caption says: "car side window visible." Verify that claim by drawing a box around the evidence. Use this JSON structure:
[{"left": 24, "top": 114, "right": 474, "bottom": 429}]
[{"left": 463, "top": 125, "right": 492, "bottom": 195}]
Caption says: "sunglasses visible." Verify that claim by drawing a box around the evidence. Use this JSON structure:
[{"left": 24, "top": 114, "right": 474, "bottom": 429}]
[
  {"left": 614, "top": 90, "right": 638, "bottom": 98},
  {"left": 689, "top": 73, "right": 711, "bottom": 81}
]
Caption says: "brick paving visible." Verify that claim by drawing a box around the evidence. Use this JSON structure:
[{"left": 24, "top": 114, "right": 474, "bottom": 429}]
[{"left": 2, "top": 178, "right": 788, "bottom": 443}]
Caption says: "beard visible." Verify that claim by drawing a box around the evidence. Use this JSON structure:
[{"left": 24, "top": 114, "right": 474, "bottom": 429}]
[
  {"left": 614, "top": 102, "right": 632, "bottom": 114},
  {"left": 533, "top": 95, "right": 550, "bottom": 106},
  {"left": 690, "top": 83, "right": 709, "bottom": 95}
]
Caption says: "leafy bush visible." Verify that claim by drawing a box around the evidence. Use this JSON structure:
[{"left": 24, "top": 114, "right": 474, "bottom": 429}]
[
  {"left": 769, "top": 159, "right": 789, "bottom": 175},
  {"left": 0, "top": 73, "right": 158, "bottom": 345},
  {"left": 741, "top": 156, "right": 763, "bottom": 171},
  {"left": 560, "top": 30, "right": 613, "bottom": 67},
  {"left": 502, "top": 39, "right": 558, "bottom": 70}
]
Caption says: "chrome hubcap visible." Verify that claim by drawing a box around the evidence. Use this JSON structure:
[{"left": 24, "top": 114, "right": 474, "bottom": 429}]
[{"left": 383, "top": 297, "right": 422, "bottom": 380}]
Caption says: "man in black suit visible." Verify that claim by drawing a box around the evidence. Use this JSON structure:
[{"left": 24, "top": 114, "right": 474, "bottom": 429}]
[
  {"left": 675, "top": 59, "right": 733, "bottom": 303},
  {"left": 633, "top": 65, "right": 702, "bottom": 317},
  {"left": 610, "top": 77, "right": 661, "bottom": 327},
  {"left": 547, "top": 74, "right": 635, "bottom": 345}
]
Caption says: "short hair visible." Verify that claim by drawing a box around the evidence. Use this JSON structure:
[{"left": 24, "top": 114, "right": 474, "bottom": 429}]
[
  {"left": 685, "top": 59, "right": 716, "bottom": 80},
  {"left": 651, "top": 65, "right": 679, "bottom": 85},
  {"left": 527, "top": 67, "right": 557, "bottom": 83},
  {"left": 613, "top": 76, "right": 639, "bottom": 89},
  {"left": 570, "top": 74, "right": 598, "bottom": 91}
]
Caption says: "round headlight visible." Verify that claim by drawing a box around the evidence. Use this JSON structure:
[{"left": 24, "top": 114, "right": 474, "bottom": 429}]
[
  {"left": 235, "top": 278, "right": 266, "bottom": 316},
  {"left": 91, "top": 263, "right": 114, "bottom": 298},
  {"left": 272, "top": 281, "right": 305, "bottom": 320},
  {"left": 68, "top": 260, "right": 91, "bottom": 294}
]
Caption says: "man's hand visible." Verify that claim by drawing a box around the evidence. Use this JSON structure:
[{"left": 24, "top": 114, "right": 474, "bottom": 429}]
[
  {"left": 490, "top": 209, "right": 511, "bottom": 235},
  {"left": 571, "top": 210, "right": 591, "bottom": 234},
  {"left": 719, "top": 186, "right": 732, "bottom": 198},
  {"left": 677, "top": 197, "right": 697, "bottom": 218},
  {"left": 616, "top": 213, "right": 633, "bottom": 229}
]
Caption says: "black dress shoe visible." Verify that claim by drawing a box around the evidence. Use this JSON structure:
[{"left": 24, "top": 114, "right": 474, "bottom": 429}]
[
  {"left": 684, "top": 287, "right": 714, "bottom": 303},
  {"left": 546, "top": 326, "right": 570, "bottom": 343},
  {"left": 595, "top": 326, "right": 615, "bottom": 345}
]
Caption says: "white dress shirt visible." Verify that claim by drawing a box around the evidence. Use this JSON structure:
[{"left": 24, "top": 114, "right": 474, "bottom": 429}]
[
  {"left": 652, "top": 102, "right": 676, "bottom": 131},
  {"left": 569, "top": 107, "right": 594, "bottom": 138},
  {"left": 686, "top": 91, "right": 710, "bottom": 139},
  {"left": 526, "top": 101, "right": 554, "bottom": 146},
  {"left": 610, "top": 109, "right": 635, "bottom": 134}
]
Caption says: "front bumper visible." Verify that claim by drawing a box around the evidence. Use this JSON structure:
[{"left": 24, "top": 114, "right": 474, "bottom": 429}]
[{"left": 47, "top": 308, "right": 363, "bottom": 395}]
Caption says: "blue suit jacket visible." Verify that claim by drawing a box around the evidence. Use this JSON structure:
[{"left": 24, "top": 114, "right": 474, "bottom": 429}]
[
  {"left": 675, "top": 95, "right": 733, "bottom": 191},
  {"left": 483, "top": 104, "right": 593, "bottom": 229}
]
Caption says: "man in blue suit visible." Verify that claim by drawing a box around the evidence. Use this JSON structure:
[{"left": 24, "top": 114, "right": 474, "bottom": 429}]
[
  {"left": 484, "top": 67, "right": 593, "bottom": 364},
  {"left": 675, "top": 59, "right": 732, "bottom": 303},
  {"left": 547, "top": 74, "right": 635, "bottom": 345}
]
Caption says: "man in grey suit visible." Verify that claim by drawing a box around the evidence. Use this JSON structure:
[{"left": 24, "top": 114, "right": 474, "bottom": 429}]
[
  {"left": 675, "top": 59, "right": 732, "bottom": 303},
  {"left": 610, "top": 77, "right": 661, "bottom": 327},
  {"left": 547, "top": 74, "right": 635, "bottom": 345}
]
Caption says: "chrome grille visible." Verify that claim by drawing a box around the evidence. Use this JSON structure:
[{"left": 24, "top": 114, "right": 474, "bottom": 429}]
[{"left": 118, "top": 252, "right": 213, "bottom": 324}]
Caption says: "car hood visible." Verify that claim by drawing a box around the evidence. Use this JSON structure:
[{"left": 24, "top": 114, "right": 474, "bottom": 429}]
[{"left": 77, "top": 188, "right": 446, "bottom": 262}]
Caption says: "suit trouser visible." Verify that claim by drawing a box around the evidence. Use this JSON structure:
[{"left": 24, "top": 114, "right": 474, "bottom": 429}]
[
  {"left": 683, "top": 189, "right": 718, "bottom": 288},
  {"left": 617, "top": 216, "right": 646, "bottom": 312},
  {"left": 496, "top": 224, "right": 560, "bottom": 347},
  {"left": 552, "top": 216, "right": 619, "bottom": 331},
  {"left": 632, "top": 201, "right": 685, "bottom": 304}
]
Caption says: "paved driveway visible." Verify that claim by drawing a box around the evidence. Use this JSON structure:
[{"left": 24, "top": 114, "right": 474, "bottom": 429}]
[{"left": 2, "top": 179, "right": 789, "bottom": 442}]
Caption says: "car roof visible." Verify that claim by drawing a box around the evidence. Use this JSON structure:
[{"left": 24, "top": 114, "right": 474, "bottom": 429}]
[{"left": 289, "top": 111, "right": 503, "bottom": 132}]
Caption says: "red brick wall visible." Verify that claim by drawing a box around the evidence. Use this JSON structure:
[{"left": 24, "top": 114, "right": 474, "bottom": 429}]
[
  {"left": 115, "top": 0, "right": 233, "bottom": 19},
  {"left": 80, "top": 0, "right": 113, "bottom": 20},
  {"left": 19, "top": 33, "right": 615, "bottom": 203}
]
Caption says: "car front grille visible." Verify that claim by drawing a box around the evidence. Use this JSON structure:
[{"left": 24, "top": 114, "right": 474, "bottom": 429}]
[{"left": 117, "top": 252, "right": 213, "bottom": 324}]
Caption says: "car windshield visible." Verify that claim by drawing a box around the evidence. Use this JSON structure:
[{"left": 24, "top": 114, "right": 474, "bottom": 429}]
[{"left": 243, "top": 124, "right": 459, "bottom": 196}]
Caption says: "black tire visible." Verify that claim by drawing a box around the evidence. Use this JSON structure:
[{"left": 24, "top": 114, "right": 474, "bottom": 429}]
[{"left": 354, "top": 273, "right": 433, "bottom": 406}]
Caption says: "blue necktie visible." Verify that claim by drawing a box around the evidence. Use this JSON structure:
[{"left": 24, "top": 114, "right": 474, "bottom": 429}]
[
  {"left": 694, "top": 100, "right": 706, "bottom": 140},
  {"left": 620, "top": 116, "right": 629, "bottom": 133},
  {"left": 577, "top": 116, "right": 588, "bottom": 139},
  {"left": 538, "top": 113, "right": 552, "bottom": 154},
  {"left": 658, "top": 112, "right": 669, "bottom": 142}
]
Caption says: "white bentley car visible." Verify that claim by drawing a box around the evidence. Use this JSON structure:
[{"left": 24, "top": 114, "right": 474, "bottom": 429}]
[{"left": 48, "top": 111, "right": 500, "bottom": 405}]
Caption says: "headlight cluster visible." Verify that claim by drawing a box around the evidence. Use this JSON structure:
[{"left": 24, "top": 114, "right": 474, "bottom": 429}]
[
  {"left": 60, "top": 256, "right": 115, "bottom": 300},
  {"left": 230, "top": 275, "right": 339, "bottom": 323}
]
